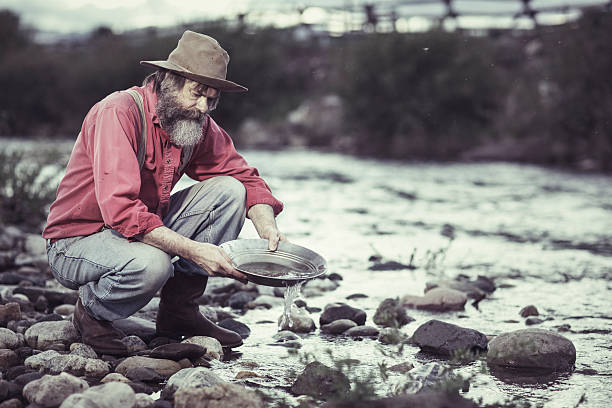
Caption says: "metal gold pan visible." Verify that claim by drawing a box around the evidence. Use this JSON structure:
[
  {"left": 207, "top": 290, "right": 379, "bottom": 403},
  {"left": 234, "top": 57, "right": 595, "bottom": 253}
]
[{"left": 219, "top": 239, "right": 327, "bottom": 287}]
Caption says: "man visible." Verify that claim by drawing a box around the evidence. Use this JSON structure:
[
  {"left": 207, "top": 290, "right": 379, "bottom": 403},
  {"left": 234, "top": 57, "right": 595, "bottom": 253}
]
[{"left": 42, "top": 31, "right": 285, "bottom": 356}]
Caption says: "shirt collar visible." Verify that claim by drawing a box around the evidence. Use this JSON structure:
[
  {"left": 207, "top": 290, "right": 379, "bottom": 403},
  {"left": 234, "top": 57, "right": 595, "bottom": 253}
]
[{"left": 142, "top": 82, "right": 161, "bottom": 126}]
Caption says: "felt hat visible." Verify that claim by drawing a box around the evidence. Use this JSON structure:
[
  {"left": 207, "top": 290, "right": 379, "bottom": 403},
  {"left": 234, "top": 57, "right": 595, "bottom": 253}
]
[{"left": 141, "top": 30, "right": 247, "bottom": 92}]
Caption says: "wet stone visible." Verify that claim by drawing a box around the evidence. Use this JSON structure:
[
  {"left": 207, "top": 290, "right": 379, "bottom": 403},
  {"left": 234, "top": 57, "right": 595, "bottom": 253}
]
[
  {"left": 346, "top": 293, "right": 368, "bottom": 300},
  {"left": 116, "top": 356, "right": 182, "bottom": 380},
  {"left": 290, "top": 361, "right": 350, "bottom": 400},
  {"left": 218, "top": 318, "right": 251, "bottom": 339},
  {"left": 182, "top": 336, "right": 223, "bottom": 360},
  {"left": 520, "top": 305, "right": 540, "bottom": 317},
  {"left": 174, "top": 383, "right": 264, "bottom": 408},
  {"left": 319, "top": 303, "right": 367, "bottom": 326},
  {"left": 35, "top": 313, "right": 64, "bottom": 323},
  {"left": 345, "top": 325, "right": 380, "bottom": 338},
  {"left": 149, "top": 343, "right": 207, "bottom": 361},
  {"left": 228, "top": 291, "right": 257, "bottom": 310},
  {"left": 378, "top": 327, "right": 408, "bottom": 345},
  {"left": 401, "top": 288, "right": 467, "bottom": 312},
  {"left": 411, "top": 320, "right": 488, "bottom": 357},
  {"left": 525, "top": 317, "right": 544, "bottom": 325},
  {"left": 373, "top": 298, "right": 414, "bottom": 328},
  {"left": 321, "top": 319, "right": 357, "bottom": 335},
  {"left": 278, "top": 307, "right": 315, "bottom": 334},
  {"left": 425, "top": 280, "right": 486, "bottom": 301},
  {"left": 273, "top": 330, "right": 300, "bottom": 342},
  {"left": 162, "top": 367, "right": 224, "bottom": 400}
]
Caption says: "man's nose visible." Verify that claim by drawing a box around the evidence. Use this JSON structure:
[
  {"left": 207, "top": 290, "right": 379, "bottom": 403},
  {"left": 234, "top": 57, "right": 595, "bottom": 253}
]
[{"left": 195, "top": 96, "right": 208, "bottom": 113}]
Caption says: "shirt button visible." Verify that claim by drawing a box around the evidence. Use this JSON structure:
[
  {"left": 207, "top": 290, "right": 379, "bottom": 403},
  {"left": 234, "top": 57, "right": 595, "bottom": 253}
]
[
  {"left": 163, "top": 185, "right": 168, "bottom": 190},
  {"left": 166, "top": 159, "right": 171, "bottom": 164}
]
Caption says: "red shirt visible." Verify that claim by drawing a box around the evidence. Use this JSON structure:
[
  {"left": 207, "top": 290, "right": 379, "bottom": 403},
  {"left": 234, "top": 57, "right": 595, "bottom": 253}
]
[{"left": 43, "top": 83, "right": 283, "bottom": 240}]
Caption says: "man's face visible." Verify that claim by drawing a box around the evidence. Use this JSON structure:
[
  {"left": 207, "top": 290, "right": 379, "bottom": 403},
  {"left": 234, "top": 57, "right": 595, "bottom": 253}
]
[{"left": 156, "top": 74, "right": 220, "bottom": 147}]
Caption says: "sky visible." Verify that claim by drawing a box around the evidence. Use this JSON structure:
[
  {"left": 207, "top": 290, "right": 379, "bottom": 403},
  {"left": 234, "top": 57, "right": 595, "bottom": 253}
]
[{"left": 1, "top": 0, "right": 609, "bottom": 36}]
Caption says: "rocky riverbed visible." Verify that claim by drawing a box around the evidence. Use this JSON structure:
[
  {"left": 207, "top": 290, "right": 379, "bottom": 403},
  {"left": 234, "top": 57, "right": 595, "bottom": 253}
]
[{"left": 1, "top": 148, "right": 611, "bottom": 407}]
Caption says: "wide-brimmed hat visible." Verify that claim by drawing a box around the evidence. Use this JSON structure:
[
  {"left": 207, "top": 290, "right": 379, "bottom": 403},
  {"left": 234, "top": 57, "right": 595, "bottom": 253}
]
[{"left": 140, "top": 30, "right": 247, "bottom": 92}]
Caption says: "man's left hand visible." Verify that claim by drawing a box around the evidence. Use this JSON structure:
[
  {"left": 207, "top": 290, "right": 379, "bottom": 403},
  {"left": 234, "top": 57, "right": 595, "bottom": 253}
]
[{"left": 248, "top": 204, "right": 286, "bottom": 251}]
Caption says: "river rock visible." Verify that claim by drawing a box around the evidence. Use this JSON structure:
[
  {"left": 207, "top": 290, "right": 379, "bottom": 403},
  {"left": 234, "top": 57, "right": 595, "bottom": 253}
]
[
  {"left": 69, "top": 343, "right": 98, "bottom": 359},
  {"left": 53, "top": 304, "right": 75, "bottom": 316},
  {"left": 373, "top": 298, "right": 414, "bottom": 328},
  {"left": 0, "top": 398, "right": 23, "bottom": 408},
  {"left": 0, "top": 303, "right": 21, "bottom": 326},
  {"left": 120, "top": 336, "right": 148, "bottom": 353},
  {"left": 124, "top": 367, "right": 165, "bottom": 383},
  {"left": 116, "top": 356, "right": 181, "bottom": 379},
  {"left": 291, "top": 361, "right": 350, "bottom": 400},
  {"left": 150, "top": 343, "right": 206, "bottom": 361},
  {"left": 12, "top": 287, "right": 78, "bottom": 309},
  {"left": 345, "top": 326, "right": 380, "bottom": 338},
  {"left": 182, "top": 336, "right": 223, "bottom": 360},
  {"left": 24, "top": 321, "right": 79, "bottom": 350},
  {"left": 100, "top": 373, "right": 131, "bottom": 384},
  {"left": 161, "top": 367, "right": 224, "bottom": 400},
  {"left": 0, "top": 328, "right": 20, "bottom": 349},
  {"left": 278, "top": 307, "right": 316, "bottom": 333},
  {"left": 217, "top": 318, "right": 250, "bottom": 339},
  {"left": 321, "top": 319, "right": 357, "bottom": 335},
  {"left": 46, "top": 354, "right": 110, "bottom": 378},
  {"left": 174, "top": 383, "right": 264, "bottom": 408},
  {"left": 378, "top": 328, "right": 408, "bottom": 345},
  {"left": 425, "top": 280, "right": 486, "bottom": 301},
  {"left": 395, "top": 362, "right": 451, "bottom": 394},
  {"left": 133, "top": 393, "right": 155, "bottom": 408},
  {"left": 227, "top": 291, "right": 257, "bottom": 309},
  {"left": 487, "top": 329, "right": 576, "bottom": 371},
  {"left": 59, "top": 381, "right": 135, "bottom": 408},
  {"left": 401, "top": 288, "right": 467, "bottom": 312},
  {"left": 273, "top": 331, "right": 300, "bottom": 342},
  {"left": 319, "top": 303, "right": 366, "bottom": 326},
  {"left": 23, "top": 372, "right": 89, "bottom": 407},
  {"left": 519, "top": 305, "right": 539, "bottom": 317},
  {"left": 0, "top": 349, "right": 19, "bottom": 369},
  {"left": 411, "top": 320, "right": 488, "bottom": 357},
  {"left": 323, "top": 391, "right": 478, "bottom": 408},
  {"left": 113, "top": 317, "right": 156, "bottom": 342},
  {"left": 525, "top": 317, "right": 544, "bottom": 325}
]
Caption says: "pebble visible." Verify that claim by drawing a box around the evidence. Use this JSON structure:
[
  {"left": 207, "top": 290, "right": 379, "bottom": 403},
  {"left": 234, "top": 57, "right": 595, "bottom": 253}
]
[
  {"left": 278, "top": 307, "right": 316, "bottom": 333},
  {"left": 345, "top": 325, "right": 380, "bottom": 337},
  {"left": 247, "top": 295, "right": 284, "bottom": 309},
  {"left": 22, "top": 372, "right": 89, "bottom": 407},
  {"left": 520, "top": 305, "right": 540, "bottom": 317},
  {"left": 124, "top": 367, "right": 165, "bottom": 383},
  {"left": 181, "top": 336, "right": 223, "bottom": 360},
  {"left": 290, "top": 361, "right": 350, "bottom": 400},
  {"left": 116, "top": 356, "right": 182, "bottom": 379},
  {"left": 378, "top": 327, "right": 408, "bottom": 345},
  {"left": 69, "top": 343, "right": 98, "bottom": 359},
  {"left": 24, "top": 321, "right": 79, "bottom": 350},
  {"left": 235, "top": 370, "right": 259, "bottom": 379},
  {"left": 319, "top": 303, "right": 367, "bottom": 326},
  {"left": 228, "top": 291, "right": 257, "bottom": 309},
  {"left": 120, "top": 335, "right": 148, "bottom": 353},
  {"left": 373, "top": 298, "right": 414, "bottom": 328},
  {"left": 0, "top": 398, "right": 23, "bottom": 408},
  {"left": 100, "top": 373, "right": 131, "bottom": 383},
  {"left": 401, "top": 288, "right": 467, "bottom": 312},
  {"left": 53, "top": 304, "right": 75, "bottom": 316},
  {"left": 272, "top": 331, "right": 300, "bottom": 342},
  {"left": 161, "top": 367, "right": 224, "bottom": 400},
  {"left": 525, "top": 317, "right": 544, "bottom": 325},
  {"left": 320, "top": 319, "right": 357, "bottom": 335},
  {"left": 133, "top": 393, "right": 155, "bottom": 408},
  {"left": 0, "top": 328, "right": 20, "bottom": 349}
]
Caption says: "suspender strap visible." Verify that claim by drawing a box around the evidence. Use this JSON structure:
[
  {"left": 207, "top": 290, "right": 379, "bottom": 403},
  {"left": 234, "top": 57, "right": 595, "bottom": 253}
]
[{"left": 125, "top": 89, "right": 147, "bottom": 170}]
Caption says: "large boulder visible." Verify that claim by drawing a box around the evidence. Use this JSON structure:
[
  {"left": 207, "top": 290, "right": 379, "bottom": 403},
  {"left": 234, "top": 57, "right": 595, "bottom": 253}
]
[
  {"left": 319, "top": 303, "right": 366, "bottom": 326},
  {"left": 487, "top": 329, "right": 576, "bottom": 371},
  {"left": 161, "top": 367, "right": 224, "bottom": 400},
  {"left": 22, "top": 372, "right": 89, "bottom": 407},
  {"left": 25, "top": 321, "right": 79, "bottom": 350},
  {"left": 401, "top": 288, "right": 467, "bottom": 312},
  {"left": 174, "top": 383, "right": 264, "bottom": 408},
  {"left": 411, "top": 320, "right": 488, "bottom": 357},
  {"left": 290, "top": 361, "right": 350, "bottom": 400},
  {"left": 59, "top": 382, "right": 135, "bottom": 408}
]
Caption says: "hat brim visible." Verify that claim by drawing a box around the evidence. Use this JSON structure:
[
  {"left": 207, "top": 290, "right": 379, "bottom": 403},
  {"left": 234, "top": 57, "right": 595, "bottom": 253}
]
[{"left": 140, "top": 60, "right": 248, "bottom": 93}]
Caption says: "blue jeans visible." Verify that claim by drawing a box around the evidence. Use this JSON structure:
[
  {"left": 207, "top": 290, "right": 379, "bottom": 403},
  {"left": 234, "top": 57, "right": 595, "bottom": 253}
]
[{"left": 46, "top": 176, "right": 246, "bottom": 321}]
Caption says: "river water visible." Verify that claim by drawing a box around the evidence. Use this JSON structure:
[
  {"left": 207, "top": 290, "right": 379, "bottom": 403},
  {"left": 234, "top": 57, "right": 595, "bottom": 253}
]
[
  {"left": 15, "top": 140, "right": 611, "bottom": 407},
  {"left": 175, "top": 149, "right": 611, "bottom": 407}
]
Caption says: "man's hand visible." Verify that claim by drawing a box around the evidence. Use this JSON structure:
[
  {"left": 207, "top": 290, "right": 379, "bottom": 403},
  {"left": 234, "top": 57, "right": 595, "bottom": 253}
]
[
  {"left": 140, "top": 226, "right": 247, "bottom": 283},
  {"left": 248, "top": 203, "right": 286, "bottom": 250}
]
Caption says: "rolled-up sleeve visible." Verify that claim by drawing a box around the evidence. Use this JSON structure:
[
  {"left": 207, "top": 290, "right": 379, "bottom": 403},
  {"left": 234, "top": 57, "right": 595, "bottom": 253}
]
[
  {"left": 185, "top": 117, "right": 284, "bottom": 216},
  {"left": 88, "top": 102, "right": 164, "bottom": 237}
]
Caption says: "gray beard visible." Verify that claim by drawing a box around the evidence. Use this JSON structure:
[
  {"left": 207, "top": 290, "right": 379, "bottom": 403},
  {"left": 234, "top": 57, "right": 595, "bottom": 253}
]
[{"left": 156, "top": 83, "right": 207, "bottom": 147}]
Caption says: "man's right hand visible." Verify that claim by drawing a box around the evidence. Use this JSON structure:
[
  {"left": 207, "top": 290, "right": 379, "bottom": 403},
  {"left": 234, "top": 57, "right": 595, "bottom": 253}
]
[{"left": 190, "top": 242, "right": 248, "bottom": 283}]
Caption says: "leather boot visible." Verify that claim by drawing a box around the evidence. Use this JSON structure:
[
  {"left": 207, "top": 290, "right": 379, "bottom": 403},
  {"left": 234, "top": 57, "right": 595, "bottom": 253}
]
[
  {"left": 156, "top": 272, "right": 243, "bottom": 348},
  {"left": 72, "top": 298, "right": 129, "bottom": 356}
]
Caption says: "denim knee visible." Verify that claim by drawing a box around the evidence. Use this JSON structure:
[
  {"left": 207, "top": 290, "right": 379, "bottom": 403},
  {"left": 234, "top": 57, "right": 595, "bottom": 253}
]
[
  {"left": 212, "top": 176, "right": 246, "bottom": 208},
  {"left": 132, "top": 251, "right": 173, "bottom": 295}
]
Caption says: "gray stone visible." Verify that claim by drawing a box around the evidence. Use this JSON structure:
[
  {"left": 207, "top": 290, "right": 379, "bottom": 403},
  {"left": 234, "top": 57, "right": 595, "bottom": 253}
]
[
  {"left": 174, "top": 383, "right": 264, "bottom": 408},
  {"left": 217, "top": 318, "right": 250, "bottom": 339},
  {"left": 345, "top": 325, "right": 380, "bottom": 338},
  {"left": 59, "top": 382, "right": 135, "bottom": 408},
  {"left": 53, "top": 305, "right": 75, "bottom": 316},
  {"left": 520, "top": 305, "right": 540, "bottom": 317},
  {"left": 525, "top": 317, "right": 544, "bottom": 326},
  {"left": 0, "top": 349, "right": 19, "bottom": 369},
  {"left": 321, "top": 319, "right": 357, "bottom": 335},
  {"left": 181, "top": 336, "right": 223, "bottom": 360},
  {"left": 373, "top": 298, "right": 414, "bottom": 328},
  {"left": 150, "top": 343, "right": 206, "bottom": 361},
  {"left": 0, "top": 303, "right": 21, "bottom": 326},
  {"left": 227, "top": 291, "right": 257, "bottom": 310},
  {"left": 0, "top": 328, "right": 20, "bottom": 349},
  {"left": 46, "top": 354, "right": 110, "bottom": 378},
  {"left": 272, "top": 331, "right": 300, "bottom": 342},
  {"left": 69, "top": 343, "right": 98, "bottom": 359},
  {"left": 402, "top": 288, "right": 467, "bottom": 312},
  {"left": 319, "top": 303, "right": 366, "bottom": 326},
  {"left": 411, "top": 320, "right": 488, "bottom": 357},
  {"left": 100, "top": 373, "right": 131, "bottom": 384},
  {"left": 278, "top": 307, "right": 315, "bottom": 333},
  {"left": 124, "top": 367, "right": 165, "bottom": 383},
  {"left": 12, "top": 287, "right": 78, "bottom": 309},
  {"left": 162, "top": 367, "right": 224, "bottom": 400},
  {"left": 133, "top": 393, "right": 155, "bottom": 408},
  {"left": 24, "top": 350, "right": 61, "bottom": 370},
  {"left": 487, "top": 329, "right": 576, "bottom": 371},
  {"left": 24, "top": 321, "right": 79, "bottom": 350},
  {"left": 120, "top": 336, "right": 148, "bottom": 353},
  {"left": 378, "top": 327, "right": 408, "bottom": 345},
  {"left": 115, "top": 356, "right": 182, "bottom": 379},
  {"left": 0, "top": 398, "right": 23, "bottom": 408},
  {"left": 23, "top": 372, "right": 89, "bottom": 407},
  {"left": 395, "top": 362, "right": 451, "bottom": 394},
  {"left": 291, "top": 361, "right": 350, "bottom": 400},
  {"left": 425, "top": 280, "right": 487, "bottom": 301}
]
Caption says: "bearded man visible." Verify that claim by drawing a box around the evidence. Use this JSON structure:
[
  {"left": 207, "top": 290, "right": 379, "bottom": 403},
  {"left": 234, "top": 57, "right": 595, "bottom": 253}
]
[{"left": 42, "top": 31, "right": 285, "bottom": 356}]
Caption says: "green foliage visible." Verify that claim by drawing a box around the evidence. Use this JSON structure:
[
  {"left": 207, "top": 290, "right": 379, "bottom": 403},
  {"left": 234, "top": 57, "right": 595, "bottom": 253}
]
[
  {"left": 339, "top": 30, "right": 505, "bottom": 159},
  {"left": 0, "top": 148, "right": 65, "bottom": 231}
]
